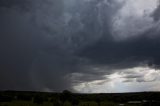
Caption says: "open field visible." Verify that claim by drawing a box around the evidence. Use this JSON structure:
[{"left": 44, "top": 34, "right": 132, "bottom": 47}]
[{"left": 0, "top": 91, "right": 160, "bottom": 106}]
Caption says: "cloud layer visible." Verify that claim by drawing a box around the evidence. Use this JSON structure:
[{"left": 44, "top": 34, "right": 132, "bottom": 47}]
[{"left": 0, "top": 0, "right": 160, "bottom": 93}]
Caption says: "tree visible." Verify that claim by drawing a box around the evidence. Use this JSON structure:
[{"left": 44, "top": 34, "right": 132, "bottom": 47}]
[
  {"left": 60, "top": 90, "right": 72, "bottom": 103},
  {"left": 33, "top": 96, "right": 44, "bottom": 104}
]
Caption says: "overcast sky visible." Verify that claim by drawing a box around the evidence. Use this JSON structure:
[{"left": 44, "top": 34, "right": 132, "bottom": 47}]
[{"left": 1, "top": 0, "right": 160, "bottom": 93}]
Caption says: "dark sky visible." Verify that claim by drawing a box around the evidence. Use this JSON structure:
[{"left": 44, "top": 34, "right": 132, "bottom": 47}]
[{"left": 0, "top": 0, "right": 160, "bottom": 93}]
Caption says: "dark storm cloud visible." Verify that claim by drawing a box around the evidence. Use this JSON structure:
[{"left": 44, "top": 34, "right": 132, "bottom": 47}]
[
  {"left": 0, "top": 0, "right": 27, "bottom": 7},
  {"left": 0, "top": 4, "right": 45, "bottom": 90},
  {"left": 0, "top": 0, "right": 105, "bottom": 91},
  {"left": 0, "top": 0, "right": 31, "bottom": 11},
  {"left": 152, "top": 1, "right": 160, "bottom": 21},
  {"left": 78, "top": 36, "right": 160, "bottom": 69},
  {"left": 1, "top": 0, "right": 160, "bottom": 92}
]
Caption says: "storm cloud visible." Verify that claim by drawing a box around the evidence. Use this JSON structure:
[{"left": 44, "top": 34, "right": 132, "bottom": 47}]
[{"left": 0, "top": 0, "right": 160, "bottom": 93}]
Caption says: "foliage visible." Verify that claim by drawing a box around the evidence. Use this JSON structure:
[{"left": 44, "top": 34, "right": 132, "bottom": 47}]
[
  {"left": 33, "top": 96, "right": 44, "bottom": 104},
  {"left": 100, "top": 101, "right": 116, "bottom": 106},
  {"left": 60, "top": 90, "right": 72, "bottom": 103},
  {"left": 1, "top": 91, "right": 160, "bottom": 106},
  {"left": 63, "top": 101, "right": 72, "bottom": 106}
]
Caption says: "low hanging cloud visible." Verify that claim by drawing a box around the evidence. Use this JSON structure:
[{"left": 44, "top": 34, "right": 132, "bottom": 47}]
[
  {"left": 73, "top": 66, "right": 160, "bottom": 93},
  {"left": 1, "top": 0, "right": 160, "bottom": 93}
]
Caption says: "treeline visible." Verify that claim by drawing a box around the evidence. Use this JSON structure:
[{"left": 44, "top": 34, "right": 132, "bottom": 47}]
[{"left": 0, "top": 90, "right": 160, "bottom": 105}]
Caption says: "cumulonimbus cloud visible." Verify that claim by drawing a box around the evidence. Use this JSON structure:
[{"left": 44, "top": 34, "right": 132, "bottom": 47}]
[{"left": 1, "top": 0, "right": 160, "bottom": 92}]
